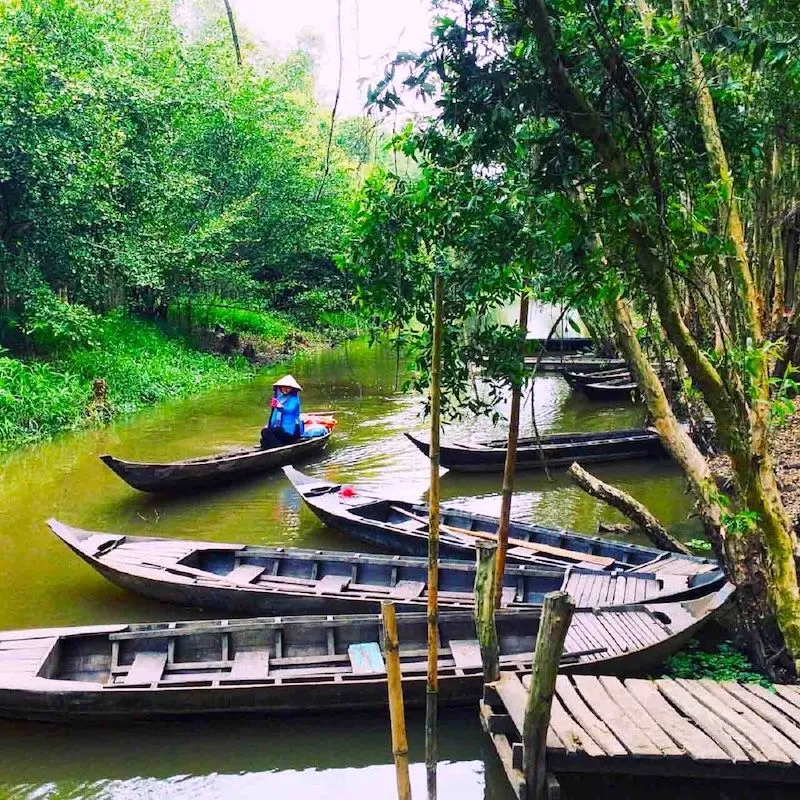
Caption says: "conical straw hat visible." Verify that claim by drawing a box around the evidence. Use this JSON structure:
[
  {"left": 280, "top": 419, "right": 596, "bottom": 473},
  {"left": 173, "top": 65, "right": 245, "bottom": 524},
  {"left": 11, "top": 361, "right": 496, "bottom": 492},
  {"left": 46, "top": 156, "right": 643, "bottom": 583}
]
[{"left": 273, "top": 374, "right": 302, "bottom": 391}]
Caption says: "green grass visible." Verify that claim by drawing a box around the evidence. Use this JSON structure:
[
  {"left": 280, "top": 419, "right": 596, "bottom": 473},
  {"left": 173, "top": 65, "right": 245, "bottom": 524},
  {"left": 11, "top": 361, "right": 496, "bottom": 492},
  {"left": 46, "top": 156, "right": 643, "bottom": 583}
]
[
  {"left": 171, "top": 301, "right": 297, "bottom": 340},
  {"left": 0, "top": 313, "right": 251, "bottom": 451}
]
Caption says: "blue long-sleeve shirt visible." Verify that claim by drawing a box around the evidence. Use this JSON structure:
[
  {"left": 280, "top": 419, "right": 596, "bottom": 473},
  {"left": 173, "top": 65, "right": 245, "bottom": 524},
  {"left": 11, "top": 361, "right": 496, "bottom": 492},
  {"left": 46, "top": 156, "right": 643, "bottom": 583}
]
[{"left": 269, "top": 394, "right": 303, "bottom": 436}]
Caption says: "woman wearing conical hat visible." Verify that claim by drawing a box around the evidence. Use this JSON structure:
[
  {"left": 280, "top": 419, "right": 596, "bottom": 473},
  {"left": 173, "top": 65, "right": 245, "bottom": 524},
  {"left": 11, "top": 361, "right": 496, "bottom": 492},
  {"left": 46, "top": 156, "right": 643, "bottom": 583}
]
[{"left": 260, "top": 375, "right": 304, "bottom": 449}]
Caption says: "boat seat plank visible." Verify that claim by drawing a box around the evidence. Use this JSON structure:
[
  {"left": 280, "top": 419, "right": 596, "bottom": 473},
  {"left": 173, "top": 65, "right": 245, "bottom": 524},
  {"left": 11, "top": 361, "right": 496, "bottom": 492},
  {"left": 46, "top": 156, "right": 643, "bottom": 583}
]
[
  {"left": 227, "top": 565, "right": 267, "bottom": 585},
  {"left": 390, "top": 580, "right": 426, "bottom": 600},
  {"left": 573, "top": 561, "right": 608, "bottom": 572},
  {"left": 348, "top": 642, "right": 385, "bottom": 675},
  {"left": 500, "top": 586, "right": 517, "bottom": 607},
  {"left": 228, "top": 650, "right": 270, "bottom": 681},
  {"left": 654, "top": 678, "right": 755, "bottom": 762},
  {"left": 450, "top": 640, "right": 482, "bottom": 670},
  {"left": 624, "top": 679, "right": 729, "bottom": 762},
  {"left": 84, "top": 534, "right": 124, "bottom": 555},
  {"left": 597, "top": 676, "right": 684, "bottom": 756},
  {"left": 571, "top": 675, "right": 662, "bottom": 756},
  {"left": 316, "top": 575, "right": 351, "bottom": 595},
  {"left": 122, "top": 652, "right": 167, "bottom": 686},
  {"left": 554, "top": 674, "right": 627, "bottom": 756}
]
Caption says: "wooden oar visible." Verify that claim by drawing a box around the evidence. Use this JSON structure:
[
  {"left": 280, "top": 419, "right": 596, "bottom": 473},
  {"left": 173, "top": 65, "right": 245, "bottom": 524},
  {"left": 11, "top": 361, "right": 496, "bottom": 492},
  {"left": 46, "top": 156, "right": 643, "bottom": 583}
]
[{"left": 390, "top": 506, "right": 614, "bottom": 569}]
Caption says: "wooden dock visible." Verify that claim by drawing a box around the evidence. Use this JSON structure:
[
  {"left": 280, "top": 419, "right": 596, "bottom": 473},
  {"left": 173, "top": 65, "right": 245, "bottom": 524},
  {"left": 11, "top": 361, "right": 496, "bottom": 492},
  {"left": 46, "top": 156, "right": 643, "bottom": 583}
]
[{"left": 482, "top": 672, "right": 800, "bottom": 797}]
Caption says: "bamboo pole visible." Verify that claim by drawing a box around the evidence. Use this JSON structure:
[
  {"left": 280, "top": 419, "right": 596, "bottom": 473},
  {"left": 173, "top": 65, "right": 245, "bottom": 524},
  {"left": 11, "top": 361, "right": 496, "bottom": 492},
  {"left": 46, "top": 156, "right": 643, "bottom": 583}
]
[
  {"left": 473, "top": 541, "right": 500, "bottom": 682},
  {"left": 523, "top": 591, "right": 574, "bottom": 800},
  {"left": 382, "top": 601, "right": 413, "bottom": 800},
  {"left": 426, "top": 272, "right": 444, "bottom": 800},
  {"left": 495, "top": 290, "right": 531, "bottom": 608}
]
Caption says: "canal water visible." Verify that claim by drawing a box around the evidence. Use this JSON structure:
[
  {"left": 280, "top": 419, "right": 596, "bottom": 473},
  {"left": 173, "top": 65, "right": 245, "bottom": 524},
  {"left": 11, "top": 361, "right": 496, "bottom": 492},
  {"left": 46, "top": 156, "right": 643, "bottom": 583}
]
[{"left": 0, "top": 338, "right": 743, "bottom": 799}]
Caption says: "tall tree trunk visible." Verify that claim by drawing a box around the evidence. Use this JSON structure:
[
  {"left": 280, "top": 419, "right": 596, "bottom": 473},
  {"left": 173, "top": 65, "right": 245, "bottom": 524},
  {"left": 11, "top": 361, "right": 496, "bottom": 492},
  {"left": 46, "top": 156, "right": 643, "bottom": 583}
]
[
  {"left": 771, "top": 133, "right": 786, "bottom": 333},
  {"left": 520, "top": 0, "right": 800, "bottom": 675}
]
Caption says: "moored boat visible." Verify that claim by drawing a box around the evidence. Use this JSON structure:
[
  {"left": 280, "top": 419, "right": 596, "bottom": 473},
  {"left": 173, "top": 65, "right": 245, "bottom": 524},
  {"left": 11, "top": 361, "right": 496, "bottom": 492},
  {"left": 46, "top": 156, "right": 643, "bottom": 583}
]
[
  {"left": 0, "top": 585, "right": 733, "bottom": 722},
  {"left": 525, "top": 355, "right": 627, "bottom": 373},
  {"left": 581, "top": 379, "right": 639, "bottom": 402},
  {"left": 283, "top": 467, "right": 723, "bottom": 585},
  {"left": 563, "top": 367, "right": 631, "bottom": 388},
  {"left": 100, "top": 431, "right": 331, "bottom": 493},
  {"left": 404, "top": 428, "right": 664, "bottom": 472},
  {"left": 47, "top": 519, "right": 710, "bottom": 613}
]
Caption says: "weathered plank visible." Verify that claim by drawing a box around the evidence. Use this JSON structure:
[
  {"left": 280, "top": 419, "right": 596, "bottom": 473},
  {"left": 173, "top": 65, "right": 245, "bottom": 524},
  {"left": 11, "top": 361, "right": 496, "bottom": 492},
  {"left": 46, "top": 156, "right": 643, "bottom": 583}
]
[
  {"left": 655, "top": 679, "right": 753, "bottom": 762},
  {"left": 315, "top": 574, "right": 351, "bottom": 594},
  {"left": 450, "top": 640, "right": 483, "bottom": 671},
  {"left": 348, "top": 642, "right": 385, "bottom": 675},
  {"left": 722, "top": 681, "right": 800, "bottom": 752},
  {"left": 597, "top": 676, "right": 683, "bottom": 756},
  {"left": 123, "top": 652, "right": 167, "bottom": 686},
  {"left": 389, "top": 580, "right": 426, "bottom": 600},
  {"left": 744, "top": 683, "right": 800, "bottom": 727},
  {"left": 554, "top": 674, "right": 626, "bottom": 756},
  {"left": 571, "top": 675, "right": 662, "bottom": 756},
  {"left": 624, "top": 679, "right": 729, "bottom": 762},
  {"left": 226, "top": 564, "right": 266, "bottom": 584},
  {"left": 228, "top": 650, "right": 270, "bottom": 681}
]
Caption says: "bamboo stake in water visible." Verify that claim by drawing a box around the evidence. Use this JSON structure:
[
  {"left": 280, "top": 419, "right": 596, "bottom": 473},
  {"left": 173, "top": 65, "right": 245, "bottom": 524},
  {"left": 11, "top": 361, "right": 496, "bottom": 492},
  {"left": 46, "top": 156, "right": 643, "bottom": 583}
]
[
  {"left": 495, "top": 290, "right": 531, "bottom": 608},
  {"left": 426, "top": 272, "right": 444, "bottom": 800},
  {"left": 473, "top": 541, "right": 500, "bottom": 682},
  {"left": 382, "top": 601, "right": 412, "bottom": 800},
  {"left": 523, "top": 591, "right": 574, "bottom": 800}
]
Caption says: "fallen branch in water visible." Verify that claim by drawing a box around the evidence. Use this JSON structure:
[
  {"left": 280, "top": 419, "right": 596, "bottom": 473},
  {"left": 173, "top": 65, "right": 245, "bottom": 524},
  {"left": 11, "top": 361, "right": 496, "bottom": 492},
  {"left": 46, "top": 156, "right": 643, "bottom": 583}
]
[{"left": 568, "top": 462, "right": 692, "bottom": 555}]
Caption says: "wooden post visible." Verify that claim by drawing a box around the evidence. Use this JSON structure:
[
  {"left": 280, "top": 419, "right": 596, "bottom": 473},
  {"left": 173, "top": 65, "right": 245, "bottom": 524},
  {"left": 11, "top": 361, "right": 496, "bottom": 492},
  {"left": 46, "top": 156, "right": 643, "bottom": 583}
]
[
  {"left": 382, "top": 601, "right": 413, "bottom": 800},
  {"left": 426, "top": 271, "right": 444, "bottom": 800},
  {"left": 523, "top": 591, "right": 574, "bottom": 800},
  {"left": 495, "top": 290, "right": 531, "bottom": 607},
  {"left": 474, "top": 541, "right": 500, "bottom": 682}
]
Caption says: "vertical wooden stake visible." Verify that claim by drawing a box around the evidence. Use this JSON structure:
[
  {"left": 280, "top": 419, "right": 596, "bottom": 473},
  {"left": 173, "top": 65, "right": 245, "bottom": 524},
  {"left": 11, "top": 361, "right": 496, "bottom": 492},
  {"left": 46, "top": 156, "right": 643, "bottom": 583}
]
[
  {"left": 495, "top": 289, "right": 530, "bottom": 607},
  {"left": 426, "top": 271, "right": 444, "bottom": 800},
  {"left": 474, "top": 541, "right": 500, "bottom": 682},
  {"left": 523, "top": 591, "right": 574, "bottom": 800},
  {"left": 382, "top": 601, "right": 412, "bottom": 800}
]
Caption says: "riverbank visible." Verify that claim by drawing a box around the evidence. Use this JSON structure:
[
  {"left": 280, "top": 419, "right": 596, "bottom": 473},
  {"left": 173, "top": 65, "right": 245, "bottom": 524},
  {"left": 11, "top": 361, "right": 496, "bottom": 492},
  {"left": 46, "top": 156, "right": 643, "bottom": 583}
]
[{"left": 0, "top": 310, "right": 354, "bottom": 453}]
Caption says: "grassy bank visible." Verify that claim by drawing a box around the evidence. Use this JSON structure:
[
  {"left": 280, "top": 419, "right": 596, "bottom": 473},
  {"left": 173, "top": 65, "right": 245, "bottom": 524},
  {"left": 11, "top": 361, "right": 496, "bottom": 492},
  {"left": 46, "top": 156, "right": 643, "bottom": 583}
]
[{"left": 0, "top": 314, "right": 253, "bottom": 451}]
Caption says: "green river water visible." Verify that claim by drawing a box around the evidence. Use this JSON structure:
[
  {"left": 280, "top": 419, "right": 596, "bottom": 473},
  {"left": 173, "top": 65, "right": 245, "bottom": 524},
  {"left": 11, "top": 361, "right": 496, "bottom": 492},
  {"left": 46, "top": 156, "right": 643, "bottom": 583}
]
[{"left": 0, "top": 338, "right": 776, "bottom": 799}]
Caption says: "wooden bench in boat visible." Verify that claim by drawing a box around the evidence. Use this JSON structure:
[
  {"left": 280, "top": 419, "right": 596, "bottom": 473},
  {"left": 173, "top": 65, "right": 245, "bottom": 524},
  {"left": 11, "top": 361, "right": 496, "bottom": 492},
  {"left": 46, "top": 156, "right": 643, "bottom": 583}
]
[
  {"left": 122, "top": 652, "right": 167, "bottom": 686},
  {"left": 348, "top": 643, "right": 386, "bottom": 675},
  {"left": 227, "top": 650, "right": 270, "bottom": 681}
]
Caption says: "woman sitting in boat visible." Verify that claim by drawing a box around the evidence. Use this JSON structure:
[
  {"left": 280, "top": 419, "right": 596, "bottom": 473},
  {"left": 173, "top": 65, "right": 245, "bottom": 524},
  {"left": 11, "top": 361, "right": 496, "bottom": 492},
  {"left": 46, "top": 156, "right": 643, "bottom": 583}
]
[{"left": 260, "top": 375, "right": 304, "bottom": 449}]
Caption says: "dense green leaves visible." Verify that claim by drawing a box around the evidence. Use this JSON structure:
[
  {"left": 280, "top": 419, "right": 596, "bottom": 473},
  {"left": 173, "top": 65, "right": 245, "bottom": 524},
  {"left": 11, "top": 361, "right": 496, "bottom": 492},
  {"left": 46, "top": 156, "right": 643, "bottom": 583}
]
[{"left": 0, "top": 0, "right": 355, "bottom": 338}]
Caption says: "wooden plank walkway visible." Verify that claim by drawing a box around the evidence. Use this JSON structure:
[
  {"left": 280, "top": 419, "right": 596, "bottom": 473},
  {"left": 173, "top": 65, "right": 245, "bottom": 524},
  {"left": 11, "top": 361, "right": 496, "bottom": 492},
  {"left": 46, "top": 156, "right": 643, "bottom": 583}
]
[{"left": 481, "top": 672, "right": 800, "bottom": 798}]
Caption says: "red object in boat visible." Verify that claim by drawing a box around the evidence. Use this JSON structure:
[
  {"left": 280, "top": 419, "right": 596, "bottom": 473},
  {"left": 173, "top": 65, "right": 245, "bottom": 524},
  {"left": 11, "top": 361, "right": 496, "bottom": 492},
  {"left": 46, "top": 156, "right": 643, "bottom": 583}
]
[{"left": 339, "top": 486, "right": 357, "bottom": 498}]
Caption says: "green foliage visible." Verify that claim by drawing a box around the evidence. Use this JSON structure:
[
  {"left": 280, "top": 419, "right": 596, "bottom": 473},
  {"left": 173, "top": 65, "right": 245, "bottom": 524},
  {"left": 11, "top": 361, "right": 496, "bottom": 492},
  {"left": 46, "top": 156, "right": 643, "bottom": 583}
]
[
  {"left": 769, "top": 362, "right": 800, "bottom": 426},
  {"left": 685, "top": 538, "right": 713, "bottom": 553},
  {"left": 665, "top": 641, "right": 772, "bottom": 687},
  {"left": 0, "top": 0, "right": 355, "bottom": 342},
  {"left": 169, "top": 299, "right": 295, "bottom": 341},
  {"left": 0, "top": 313, "right": 249, "bottom": 450}
]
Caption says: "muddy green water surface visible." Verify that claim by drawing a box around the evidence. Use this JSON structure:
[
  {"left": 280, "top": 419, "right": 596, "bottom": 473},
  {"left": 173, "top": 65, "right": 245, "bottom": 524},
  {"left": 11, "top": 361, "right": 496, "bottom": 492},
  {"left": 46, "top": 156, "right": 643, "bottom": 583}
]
[{"left": 0, "top": 339, "right": 729, "bottom": 799}]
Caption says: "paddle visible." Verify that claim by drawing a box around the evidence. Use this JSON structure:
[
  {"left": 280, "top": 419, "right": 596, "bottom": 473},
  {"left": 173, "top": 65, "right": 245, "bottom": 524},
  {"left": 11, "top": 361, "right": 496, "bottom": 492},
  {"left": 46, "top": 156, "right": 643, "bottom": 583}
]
[{"left": 389, "top": 506, "right": 614, "bottom": 569}]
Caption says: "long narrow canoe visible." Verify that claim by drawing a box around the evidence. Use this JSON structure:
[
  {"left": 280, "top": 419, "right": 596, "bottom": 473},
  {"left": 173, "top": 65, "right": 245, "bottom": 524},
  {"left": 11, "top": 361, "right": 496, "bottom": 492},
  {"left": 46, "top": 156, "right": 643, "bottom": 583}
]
[
  {"left": 0, "top": 585, "right": 732, "bottom": 722},
  {"left": 563, "top": 368, "right": 631, "bottom": 388},
  {"left": 283, "top": 467, "right": 723, "bottom": 586},
  {"left": 581, "top": 380, "right": 639, "bottom": 402},
  {"left": 524, "top": 356, "right": 627, "bottom": 373},
  {"left": 404, "top": 428, "right": 664, "bottom": 472},
  {"left": 100, "top": 432, "right": 331, "bottom": 493},
  {"left": 47, "top": 519, "right": 712, "bottom": 613}
]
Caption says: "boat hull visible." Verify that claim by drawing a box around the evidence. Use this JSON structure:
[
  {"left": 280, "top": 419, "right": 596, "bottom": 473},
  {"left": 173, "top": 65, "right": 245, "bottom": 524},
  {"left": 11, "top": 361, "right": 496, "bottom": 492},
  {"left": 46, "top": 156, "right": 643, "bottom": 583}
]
[
  {"left": 0, "top": 587, "right": 732, "bottom": 723},
  {"left": 100, "top": 433, "right": 330, "bottom": 493},
  {"left": 405, "top": 429, "right": 664, "bottom": 472}
]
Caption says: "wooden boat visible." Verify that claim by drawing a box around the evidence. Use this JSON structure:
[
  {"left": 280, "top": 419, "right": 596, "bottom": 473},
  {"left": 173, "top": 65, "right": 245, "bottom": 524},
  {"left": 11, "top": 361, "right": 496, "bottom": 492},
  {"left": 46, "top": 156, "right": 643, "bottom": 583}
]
[
  {"left": 47, "top": 519, "right": 712, "bottom": 613},
  {"left": 100, "top": 432, "right": 331, "bottom": 493},
  {"left": 581, "top": 379, "right": 639, "bottom": 402},
  {"left": 0, "top": 585, "right": 732, "bottom": 722},
  {"left": 525, "top": 355, "right": 627, "bottom": 373},
  {"left": 283, "top": 467, "right": 723, "bottom": 586},
  {"left": 404, "top": 428, "right": 664, "bottom": 472},
  {"left": 563, "top": 367, "right": 631, "bottom": 388}
]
